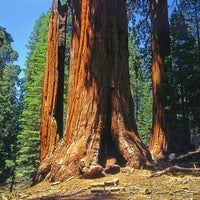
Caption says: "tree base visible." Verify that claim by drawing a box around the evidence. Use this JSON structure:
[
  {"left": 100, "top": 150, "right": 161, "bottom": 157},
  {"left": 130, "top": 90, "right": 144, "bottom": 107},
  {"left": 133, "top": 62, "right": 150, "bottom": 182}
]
[{"left": 35, "top": 134, "right": 153, "bottom": 184}]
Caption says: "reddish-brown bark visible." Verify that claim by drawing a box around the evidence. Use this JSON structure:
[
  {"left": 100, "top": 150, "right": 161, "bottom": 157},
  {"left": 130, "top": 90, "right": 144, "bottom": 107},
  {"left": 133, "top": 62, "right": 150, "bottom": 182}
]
[
  {"left": 149, "top": 0, "right": 170, "bottom": 161},
  {"left": 40, "top": 0, "right": 67, "bottom": 162},
  {"left": 35, "top": 0, "right": 152, "bottom": 183}
]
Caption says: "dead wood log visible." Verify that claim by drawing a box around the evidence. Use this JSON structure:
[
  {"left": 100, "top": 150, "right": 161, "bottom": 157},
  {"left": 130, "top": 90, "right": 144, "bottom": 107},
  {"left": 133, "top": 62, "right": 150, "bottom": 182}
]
[
  {"left": 91, "top": 187, "right": 125, "bottom": 193},
  {"left": 105, "top": 178, "right": 119, "bottom": 186},
  {"left": 90, "top": 181, "right": 105, "bottom": 187},
  {"left": 66, "top": 175, "right": 75, "bottom": 182},
  {"left": 52, "top": 181, "right": 61, "bottom": 186},
  {"left": 90, "top": 178, "right": 119, "bottom": 187},
  {"left": 150, "top": 165, "right": 200, "bottom": 177}
]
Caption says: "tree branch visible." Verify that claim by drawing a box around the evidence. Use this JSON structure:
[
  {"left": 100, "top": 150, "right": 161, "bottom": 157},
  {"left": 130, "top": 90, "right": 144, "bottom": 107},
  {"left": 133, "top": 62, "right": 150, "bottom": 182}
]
[
  {"left": 169, "top": 149, "right": 200, "bottom": 161},
  {"left": 150, "top": 165, "right": 200, "bottom": 178}
]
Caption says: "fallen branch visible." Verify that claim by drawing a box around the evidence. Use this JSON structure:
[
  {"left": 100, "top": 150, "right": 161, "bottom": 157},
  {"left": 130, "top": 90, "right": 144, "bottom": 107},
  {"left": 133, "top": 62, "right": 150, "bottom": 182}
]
[
  {"left": 150, "top": 165, "right": 200, "bottom": 178},
  {"left": 66, "top": 175, "right": 75, "bottom": 182},
  {"left": 176, "top": 149, "right": 200, "bottom": 159},
  {"left": 170, "top": 148, "right": 200, "bottom": 161},
  {"left": 34, "top": 186, "right": 61, "bottom": 194},
  {"left": 52, "top": 181, "right": 61, "bottom": 186},
  {"left": 91, "top": 187, "right": 125, "bottom": 193},
  {"left": 18, "top": 193, "right": 29, "bottom": 199},
  {"left": 90, "top": 178, "right": 119, "bottom": 187}
]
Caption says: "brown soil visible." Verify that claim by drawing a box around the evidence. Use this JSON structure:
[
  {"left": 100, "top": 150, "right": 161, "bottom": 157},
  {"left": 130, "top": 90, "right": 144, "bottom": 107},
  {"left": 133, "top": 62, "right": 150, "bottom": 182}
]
[{"left": 1, "top": 164, "right": 200, "bottom": 200}]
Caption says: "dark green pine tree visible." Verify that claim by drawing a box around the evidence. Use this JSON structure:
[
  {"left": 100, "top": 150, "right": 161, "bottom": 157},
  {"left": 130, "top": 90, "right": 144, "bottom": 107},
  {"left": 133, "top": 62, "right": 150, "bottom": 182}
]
[
  {"left": 180, "top": 0, "right": 200, "bottom": 57},
  {"left": 0, "top": 26, "right": 21, "bottom": 188},
  {"left": 128, "top": 33, "right": 152, "bottom": 146},
  {"left": 168, "top": 2, "right": 200, "bottom": 152},
  {"left": 16, "top": 12, "right": 50, "bottom": 182},
  {"left": 127, "top": 0, "right": 152, "bottom": 146}
]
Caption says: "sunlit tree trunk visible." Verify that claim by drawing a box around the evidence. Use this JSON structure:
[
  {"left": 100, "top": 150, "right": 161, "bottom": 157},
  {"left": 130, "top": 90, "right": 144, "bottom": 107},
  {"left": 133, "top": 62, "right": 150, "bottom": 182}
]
[
  {"left": 39, "top": 0, "right": 67, "bottom": 162},
  {"left": 149, "top": 0, "right": 170, "bottom": 160},
  {"left": 35, "top": 0, "right": 152, "bottom": 183}
]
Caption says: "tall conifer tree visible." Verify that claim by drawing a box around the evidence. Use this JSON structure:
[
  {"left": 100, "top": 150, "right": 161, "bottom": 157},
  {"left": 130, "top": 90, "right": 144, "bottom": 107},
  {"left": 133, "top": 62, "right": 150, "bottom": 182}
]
[
  {"left": 0, "top": 26, "right": 21, "bottom": 187},
  {"left": 16, "top": 13, "right": 50, "bottom": 181},
  {"left": 168, "top": 1, "right": 200, "bottom": 151}
]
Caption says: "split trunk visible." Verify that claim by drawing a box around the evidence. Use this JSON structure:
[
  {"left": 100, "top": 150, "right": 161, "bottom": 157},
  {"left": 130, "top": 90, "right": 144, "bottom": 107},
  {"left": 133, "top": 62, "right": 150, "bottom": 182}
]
[
  {"left": 36, "top": 0, "right": 152, "bottom": 183},
  {"left": 40, "top": 0, "right": 67, "bottom": 162}
]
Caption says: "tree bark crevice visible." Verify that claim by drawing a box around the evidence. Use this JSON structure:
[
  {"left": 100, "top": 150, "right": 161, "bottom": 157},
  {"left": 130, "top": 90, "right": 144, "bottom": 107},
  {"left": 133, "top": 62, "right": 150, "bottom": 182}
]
[
  {"left": 35, "top": 0, "right": 153, "bottom": 183},
  {"left": 39, "top": 0, "right": 68, "bottom": 162}
]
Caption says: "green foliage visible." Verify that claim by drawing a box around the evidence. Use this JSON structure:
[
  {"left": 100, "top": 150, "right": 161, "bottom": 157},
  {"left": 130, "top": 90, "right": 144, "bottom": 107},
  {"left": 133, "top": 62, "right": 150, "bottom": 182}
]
[
  {"left": 167, "top": 1, "right": 200, "bottom": 151},
  {"left": 127, "top": 0, "right": 152, "bottom": 146},
  {"left": 16, "top": 12, "right": 50, "bottom": 181},
  {"left": 63, "top": 7, "right": 71, "bottom": 129},
  {"left": 128, "top": 34, "right": 152, "bottom": 146},
  {"left": 0, "top": 27, "right": 18, "bottom": 68},
  {"left": 0, "top": 26, "right": 21, "bottom": 184},
  {"left": 16, "top": 7, "right": 71, "bottom": 182}
]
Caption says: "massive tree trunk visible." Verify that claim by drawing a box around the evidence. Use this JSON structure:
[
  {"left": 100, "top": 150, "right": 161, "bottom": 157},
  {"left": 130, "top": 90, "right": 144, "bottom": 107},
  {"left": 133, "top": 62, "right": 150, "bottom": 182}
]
[
  {"left": 149, "top": 0, "right": 170, "bottom": 160},
  {"left": 40, "top": 0, "right": 67, "bottom": 162},
  {"left": 35, "top": 0, "right": 152, "bottom": 183}
]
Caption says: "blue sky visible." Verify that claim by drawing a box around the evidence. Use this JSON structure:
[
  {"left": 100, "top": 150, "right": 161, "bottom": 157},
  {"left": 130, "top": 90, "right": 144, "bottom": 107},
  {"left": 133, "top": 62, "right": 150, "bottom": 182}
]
[
  {"left": 0, "top": 0, "right": 175, "bottom": 77},
  {"left": 0, "top": 0, "right": 52, "bottom": 74}
]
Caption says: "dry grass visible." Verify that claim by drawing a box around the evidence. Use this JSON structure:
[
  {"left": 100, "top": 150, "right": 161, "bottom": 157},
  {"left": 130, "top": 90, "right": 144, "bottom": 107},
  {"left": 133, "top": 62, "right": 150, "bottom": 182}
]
[{"left": 1, "top": 166, "right": 200, "bottom": 200}]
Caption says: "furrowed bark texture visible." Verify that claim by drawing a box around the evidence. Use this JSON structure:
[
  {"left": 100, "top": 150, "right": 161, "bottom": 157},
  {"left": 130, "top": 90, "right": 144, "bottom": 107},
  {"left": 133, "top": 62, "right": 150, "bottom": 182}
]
[
  {"left": 35, "top": 0, "right": 152, "bottom": 183},
  {"left": 40, "top": 0, "right": 67, "bottom": 162},
  {"left": 149, "top": 0, "right": 170, "bottom": 160}
]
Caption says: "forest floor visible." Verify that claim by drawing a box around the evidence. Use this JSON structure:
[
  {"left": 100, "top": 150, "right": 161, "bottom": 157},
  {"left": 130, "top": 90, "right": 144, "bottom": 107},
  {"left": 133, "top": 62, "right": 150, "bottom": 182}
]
[{"left": 1, "top": 159, "right": 200, "bottom": 200}]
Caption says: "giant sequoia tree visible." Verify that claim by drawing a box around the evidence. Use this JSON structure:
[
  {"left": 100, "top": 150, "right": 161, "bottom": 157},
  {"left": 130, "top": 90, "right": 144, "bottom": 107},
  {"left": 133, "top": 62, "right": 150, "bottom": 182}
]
[
  {"left": 149, "top": 0, "right": 170, "bottom": 160},
  {"left": 35, "top": 0, "right": 152, "bottom": 182}
]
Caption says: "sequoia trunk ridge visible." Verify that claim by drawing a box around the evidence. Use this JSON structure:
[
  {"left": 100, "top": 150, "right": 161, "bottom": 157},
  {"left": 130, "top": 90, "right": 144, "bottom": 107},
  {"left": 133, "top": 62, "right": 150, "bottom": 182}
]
[
  {"left": 35, "top": 0, "right": 152, "bottom": 183},
  {"left": 39, "top": 0, "right": 67, "bottom": 162}
]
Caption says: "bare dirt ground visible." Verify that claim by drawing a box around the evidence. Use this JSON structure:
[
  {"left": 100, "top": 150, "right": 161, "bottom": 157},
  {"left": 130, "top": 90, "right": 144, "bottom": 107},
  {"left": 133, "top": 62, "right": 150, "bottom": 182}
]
[{"left": 1, "top": 162, "right": 200, "bottom": 200}]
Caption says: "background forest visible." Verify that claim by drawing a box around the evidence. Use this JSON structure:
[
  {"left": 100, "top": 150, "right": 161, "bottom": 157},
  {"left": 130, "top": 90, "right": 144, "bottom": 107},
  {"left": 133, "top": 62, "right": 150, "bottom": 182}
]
[{"left": 0, "top": 0, "right": 199, "bottom": 190}]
